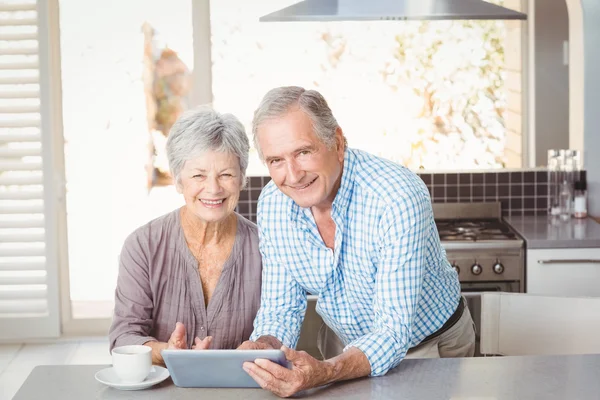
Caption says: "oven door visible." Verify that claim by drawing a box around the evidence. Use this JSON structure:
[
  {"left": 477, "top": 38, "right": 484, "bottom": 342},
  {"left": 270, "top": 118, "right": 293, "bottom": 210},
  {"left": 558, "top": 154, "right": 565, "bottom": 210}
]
[{"left": 461, "top": 281, "right": 520, "bottom": 356}]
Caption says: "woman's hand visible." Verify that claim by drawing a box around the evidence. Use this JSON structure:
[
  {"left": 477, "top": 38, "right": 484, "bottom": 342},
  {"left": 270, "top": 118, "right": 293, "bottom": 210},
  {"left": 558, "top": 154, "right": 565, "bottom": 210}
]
[
  {"left": 192, "top": 336, "right": 213, "bottom": 350},
  {"left": 167, "top": 322, "right": 188, "bottom": 349},
  {"left": 167, "top": 322, "right": 212, "bottom": 350}
]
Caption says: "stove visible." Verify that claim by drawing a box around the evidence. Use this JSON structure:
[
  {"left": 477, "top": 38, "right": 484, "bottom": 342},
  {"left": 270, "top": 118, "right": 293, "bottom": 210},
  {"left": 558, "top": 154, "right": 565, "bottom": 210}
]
[
  {"left": 436, "top": 219, "right": 518, "bottom": 242},
  {"left": 433, "top": 202, "right": 524, "bottom": 356}
]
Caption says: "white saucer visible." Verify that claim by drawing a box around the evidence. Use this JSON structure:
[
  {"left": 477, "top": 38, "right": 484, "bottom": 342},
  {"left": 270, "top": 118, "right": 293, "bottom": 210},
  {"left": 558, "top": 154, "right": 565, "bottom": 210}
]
[{"left": 95, "top": 366, "right": 170, "bottom": 391}]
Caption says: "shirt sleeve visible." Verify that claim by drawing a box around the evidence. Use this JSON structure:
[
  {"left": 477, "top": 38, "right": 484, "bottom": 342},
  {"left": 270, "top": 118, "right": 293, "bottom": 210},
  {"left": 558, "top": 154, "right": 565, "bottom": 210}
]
[
  {"left": 108, "top": 232, "right": 157, "bottom": 351},
  {"left": 344, "top": 191, "right": 430, "bottom": 376},
  {"left": 249, "top": 209, "right": 307, "bottom": 348}
]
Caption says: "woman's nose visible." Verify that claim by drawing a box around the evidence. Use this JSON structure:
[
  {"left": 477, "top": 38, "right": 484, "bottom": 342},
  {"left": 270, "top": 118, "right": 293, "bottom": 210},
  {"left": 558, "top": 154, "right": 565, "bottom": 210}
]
[{"left": 205, "top": 176, "right": 222, "bottom": 193}]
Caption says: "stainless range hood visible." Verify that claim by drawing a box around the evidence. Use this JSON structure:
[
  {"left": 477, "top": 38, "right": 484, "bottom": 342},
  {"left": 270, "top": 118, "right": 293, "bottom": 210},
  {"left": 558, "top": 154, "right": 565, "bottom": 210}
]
[{"left": 260, "top": 0, "right": 527, "bottom": 22}]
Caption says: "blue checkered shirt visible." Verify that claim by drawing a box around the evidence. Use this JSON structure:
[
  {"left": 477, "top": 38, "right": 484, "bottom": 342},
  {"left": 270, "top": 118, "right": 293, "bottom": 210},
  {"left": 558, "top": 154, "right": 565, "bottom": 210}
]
[{"left": 250, "top": 148, "right": 461, "bottom": 376}]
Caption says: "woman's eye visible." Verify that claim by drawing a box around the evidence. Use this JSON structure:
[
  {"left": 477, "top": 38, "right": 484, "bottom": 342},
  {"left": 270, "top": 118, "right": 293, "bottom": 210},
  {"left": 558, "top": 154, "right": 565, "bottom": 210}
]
[
  {"left": 193, "top": 174, "right": 205, "bottom": 179},
  {"left": 221, "top": 174, "right": 233, "bottom": 178}
]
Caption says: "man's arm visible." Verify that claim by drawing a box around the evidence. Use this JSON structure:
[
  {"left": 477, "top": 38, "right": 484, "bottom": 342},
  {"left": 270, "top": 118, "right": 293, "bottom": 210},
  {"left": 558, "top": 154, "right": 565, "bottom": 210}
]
[
  {"left": 244, "top": 192, "right": 432, "bottom": 397},
  {"left": 245, "top": 203, "right": 308, "bottom": 349},
  {"left": 243, "top": 346, "right": 371, "bottom": 398},
  {"left": 344, "top": 192, "right": 430, "bottom": 376}
]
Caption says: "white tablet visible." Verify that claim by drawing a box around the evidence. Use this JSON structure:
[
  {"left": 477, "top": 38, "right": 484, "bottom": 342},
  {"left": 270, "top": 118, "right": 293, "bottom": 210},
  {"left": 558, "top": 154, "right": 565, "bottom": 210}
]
[{"left": 161, "top": 349, "right": 290, "bottom": 388}]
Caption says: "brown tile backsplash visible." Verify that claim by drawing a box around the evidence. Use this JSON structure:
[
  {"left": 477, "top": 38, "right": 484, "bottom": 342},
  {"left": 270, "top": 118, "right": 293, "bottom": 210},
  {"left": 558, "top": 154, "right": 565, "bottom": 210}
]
[
  {"left": 418, "top": 170, "right": 556, "bottom": 217},
  {"left": 236, "top": 170, "right": 564, "bottom": 223}
]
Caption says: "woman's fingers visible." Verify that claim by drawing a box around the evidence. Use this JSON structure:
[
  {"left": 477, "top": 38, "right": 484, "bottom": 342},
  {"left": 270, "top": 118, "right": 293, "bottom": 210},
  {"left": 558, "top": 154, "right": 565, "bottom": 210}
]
[
  {"left": 192, "top": 336, "right": 213, "bottom": 350},
  {"left": 167, "top": 322, "right": 187, "bottom": 349}
]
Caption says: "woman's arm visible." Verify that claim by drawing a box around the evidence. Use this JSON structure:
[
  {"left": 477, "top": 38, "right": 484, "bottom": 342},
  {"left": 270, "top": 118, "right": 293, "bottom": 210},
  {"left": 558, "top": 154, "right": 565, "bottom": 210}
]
[{"left": 108, "top": 232, "right": 158, "bottom": 352}]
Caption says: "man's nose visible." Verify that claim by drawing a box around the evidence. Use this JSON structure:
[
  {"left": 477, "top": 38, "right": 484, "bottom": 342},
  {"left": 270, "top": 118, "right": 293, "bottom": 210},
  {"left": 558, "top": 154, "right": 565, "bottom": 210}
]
[{"left": 286, "top": 160, "right": 305, "bottom": 184}]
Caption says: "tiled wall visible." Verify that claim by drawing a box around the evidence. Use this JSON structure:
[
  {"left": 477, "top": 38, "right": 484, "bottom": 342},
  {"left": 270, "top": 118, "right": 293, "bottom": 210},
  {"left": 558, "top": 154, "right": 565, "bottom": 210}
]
[
  {"left": 237, "top": 177, "right": 271, "bottom": 223},
  {"left": 237, "top": 170, "right": 583, "bottom": 222},
  {"left": 417, "top": 171, "right": 550, "bottom": 217}
]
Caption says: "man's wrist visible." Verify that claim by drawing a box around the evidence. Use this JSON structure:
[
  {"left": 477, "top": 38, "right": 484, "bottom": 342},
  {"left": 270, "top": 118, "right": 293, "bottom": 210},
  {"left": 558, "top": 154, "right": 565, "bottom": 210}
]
[
  {"left": 321, "top": 358, "right": 340, "bottom": 385},
  {"left": 322, "top": 346, "right": 372, "bottom": 383}
]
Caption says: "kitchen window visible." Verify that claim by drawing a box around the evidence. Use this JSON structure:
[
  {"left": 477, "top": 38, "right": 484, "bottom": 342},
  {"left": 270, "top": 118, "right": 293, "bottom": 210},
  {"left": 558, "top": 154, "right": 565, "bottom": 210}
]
[
  {"left": 53, "top": 0, "right": 528, "bottom": 331},
  {"left": 209, "top": 0, "right": 526, "bottom": 174}
]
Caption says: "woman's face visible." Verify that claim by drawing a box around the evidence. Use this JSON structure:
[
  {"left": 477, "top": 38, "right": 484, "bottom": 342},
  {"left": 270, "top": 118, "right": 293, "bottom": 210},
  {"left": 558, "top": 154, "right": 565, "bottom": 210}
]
[{"left": 177, "top": 150, "right": 243, "bottom": 224}]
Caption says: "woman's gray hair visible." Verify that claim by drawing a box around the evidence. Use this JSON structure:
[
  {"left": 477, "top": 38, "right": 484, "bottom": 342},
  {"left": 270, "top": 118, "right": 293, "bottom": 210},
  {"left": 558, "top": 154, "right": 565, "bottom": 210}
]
[
  {"left": 166, "top": 106, "right": 250, "bottom": 187},
  {"left": 251, "top": 86, "right": 347, "bottom": 160}
]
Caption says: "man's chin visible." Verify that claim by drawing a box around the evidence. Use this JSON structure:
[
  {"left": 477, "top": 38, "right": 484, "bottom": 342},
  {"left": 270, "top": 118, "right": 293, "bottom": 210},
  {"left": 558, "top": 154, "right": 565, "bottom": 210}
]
[{"left": 293, "top": 195, "right": 322, "bottom": 209}]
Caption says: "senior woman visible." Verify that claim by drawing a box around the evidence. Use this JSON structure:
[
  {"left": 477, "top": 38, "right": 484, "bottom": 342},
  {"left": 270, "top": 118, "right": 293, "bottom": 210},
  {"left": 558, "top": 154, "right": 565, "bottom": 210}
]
[{"left": 108, "top": 107, "right": 262, "bottom": 365}]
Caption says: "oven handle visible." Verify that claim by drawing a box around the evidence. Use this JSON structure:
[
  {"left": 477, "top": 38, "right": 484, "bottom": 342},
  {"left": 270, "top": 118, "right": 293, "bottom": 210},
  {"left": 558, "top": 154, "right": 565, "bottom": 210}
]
[{"left": 537, "top": 259, "right": 600, "bottom": 265}]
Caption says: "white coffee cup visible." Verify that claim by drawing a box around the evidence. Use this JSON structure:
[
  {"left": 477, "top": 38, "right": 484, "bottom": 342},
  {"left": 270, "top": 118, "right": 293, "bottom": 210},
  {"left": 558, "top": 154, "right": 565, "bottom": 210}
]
[{"left": 111, "top": 345, "right": 152, "bottom": 383}]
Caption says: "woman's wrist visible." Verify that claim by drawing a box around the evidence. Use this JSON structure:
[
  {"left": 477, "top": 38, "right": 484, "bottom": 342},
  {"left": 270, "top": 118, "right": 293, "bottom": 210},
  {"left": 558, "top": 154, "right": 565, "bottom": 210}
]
[{"left": 143, "top": 340, "right": 169, "bottom": 365}]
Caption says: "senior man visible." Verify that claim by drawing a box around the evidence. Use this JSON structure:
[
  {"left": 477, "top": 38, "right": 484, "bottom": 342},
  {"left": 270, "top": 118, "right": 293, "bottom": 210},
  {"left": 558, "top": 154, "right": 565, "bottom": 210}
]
[{"left": 239, "top": 86, "right": 475, "bottom": 398}]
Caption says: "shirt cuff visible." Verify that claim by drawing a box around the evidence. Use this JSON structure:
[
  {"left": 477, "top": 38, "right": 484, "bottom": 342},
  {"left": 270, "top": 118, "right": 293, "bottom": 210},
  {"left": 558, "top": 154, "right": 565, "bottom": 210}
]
[
  {"left": 111, "top": 334, "right": 158, "bottom": 351},
  {"left": 344, "top": 330, "right": 408, "bottom": 376},
  {"left": 250, "top": 323, "right": 298, "bottom": 349}
]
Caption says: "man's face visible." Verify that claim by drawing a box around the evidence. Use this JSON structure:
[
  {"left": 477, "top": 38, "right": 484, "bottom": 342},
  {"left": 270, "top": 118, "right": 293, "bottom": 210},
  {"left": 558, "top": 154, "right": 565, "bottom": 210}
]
[{"left": 256, "top": 108, "right": 344, "bottom": 210}]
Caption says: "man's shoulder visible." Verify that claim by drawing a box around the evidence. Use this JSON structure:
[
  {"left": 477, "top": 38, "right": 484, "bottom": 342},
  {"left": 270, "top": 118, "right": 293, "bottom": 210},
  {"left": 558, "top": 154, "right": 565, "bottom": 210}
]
[{"left": 349, "top": 149, "right": 428, "bottom": 205}]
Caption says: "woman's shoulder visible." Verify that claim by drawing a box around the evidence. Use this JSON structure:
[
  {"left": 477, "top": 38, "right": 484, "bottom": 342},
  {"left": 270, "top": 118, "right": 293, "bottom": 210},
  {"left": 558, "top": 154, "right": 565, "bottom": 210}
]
[
  {"left": 235, "top": 213, "right": 259, "bottom": 240},
  {"left": 123, "top": 208, "right": 181, "bottom": 251}
]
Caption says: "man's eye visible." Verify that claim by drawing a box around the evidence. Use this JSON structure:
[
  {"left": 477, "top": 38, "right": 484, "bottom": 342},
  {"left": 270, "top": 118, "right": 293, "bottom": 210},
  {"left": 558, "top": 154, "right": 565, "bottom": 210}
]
[
  {"left": 269, "top": 159, "right": 282, "bottom": 165},
  {"left": 221, "top": 174, "right": 233, "bottom": 178}
]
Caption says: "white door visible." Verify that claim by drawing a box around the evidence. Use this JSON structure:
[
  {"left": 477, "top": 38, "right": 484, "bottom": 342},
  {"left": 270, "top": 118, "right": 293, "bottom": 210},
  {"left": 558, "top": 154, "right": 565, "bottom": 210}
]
[
  {"left": 527, "top": 248, "right": 600, "bottom": 297},
  {"left": 0, "top": 0, "right": 63, "bottom": 339}
]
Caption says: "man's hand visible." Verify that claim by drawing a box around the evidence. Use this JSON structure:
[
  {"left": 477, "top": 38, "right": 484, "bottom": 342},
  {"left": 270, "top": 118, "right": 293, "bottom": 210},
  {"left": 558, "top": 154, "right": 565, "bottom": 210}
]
[
  {"left": 237, "top": 340, "right": 271, "bottom": 350},
  {"left": 237, "top": 335, "right": 282, "bottom": 350},
  {"left": 243, "top": 346, "right": 334, "bottom": 398}
]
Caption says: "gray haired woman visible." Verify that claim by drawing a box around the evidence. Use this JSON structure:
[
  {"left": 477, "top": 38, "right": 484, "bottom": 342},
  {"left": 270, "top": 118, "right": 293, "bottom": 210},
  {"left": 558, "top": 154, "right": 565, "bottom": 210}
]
[{"left": 108, "top": 107, "right": 262, "bottom": 365}]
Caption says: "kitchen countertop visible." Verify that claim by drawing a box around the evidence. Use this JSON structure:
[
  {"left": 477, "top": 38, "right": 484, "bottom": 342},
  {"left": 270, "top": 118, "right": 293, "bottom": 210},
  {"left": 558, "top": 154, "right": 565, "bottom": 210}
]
[
  {"left": 13, "top": 354, "right": 600, "bottom": 399},
  {"left": 504, "top": 216, "right": 600, "bottom": 249}
]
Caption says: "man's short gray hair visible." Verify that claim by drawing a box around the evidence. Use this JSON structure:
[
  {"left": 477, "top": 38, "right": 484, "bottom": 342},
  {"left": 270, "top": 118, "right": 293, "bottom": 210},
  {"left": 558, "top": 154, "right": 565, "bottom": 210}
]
[
  {"left": 251, "top": 86, "right": 347, "bottom": 160},
  {"left": 166, "top": 106, "right": 249, "bottom": 187}
]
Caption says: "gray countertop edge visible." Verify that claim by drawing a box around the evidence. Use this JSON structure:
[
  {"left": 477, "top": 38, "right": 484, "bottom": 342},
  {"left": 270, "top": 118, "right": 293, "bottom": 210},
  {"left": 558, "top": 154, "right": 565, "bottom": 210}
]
[{"left": 504, "top": 216, "right": 600, "bottom": 249}]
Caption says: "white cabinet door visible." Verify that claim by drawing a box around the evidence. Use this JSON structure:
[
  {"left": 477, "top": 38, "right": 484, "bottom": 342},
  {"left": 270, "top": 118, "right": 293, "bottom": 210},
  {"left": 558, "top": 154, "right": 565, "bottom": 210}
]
[{"left": 527, "top": 248, "right": 600, "bottom": 296}]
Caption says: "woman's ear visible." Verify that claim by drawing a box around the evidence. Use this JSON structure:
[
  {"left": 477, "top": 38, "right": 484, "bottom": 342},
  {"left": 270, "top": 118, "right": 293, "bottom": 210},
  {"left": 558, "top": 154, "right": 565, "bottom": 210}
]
[{"left": 175, "top": 176, "right": 183, "bottom": 194}]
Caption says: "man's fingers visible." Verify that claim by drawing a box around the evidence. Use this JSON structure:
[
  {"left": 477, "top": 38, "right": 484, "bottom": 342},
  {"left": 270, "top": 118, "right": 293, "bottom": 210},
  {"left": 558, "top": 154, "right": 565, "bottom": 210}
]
[
  {"left": 281, "top": 345, "right": 309, "bottom": 365},
  {"left": 237, "top": 340, "right": 265, "bottom": 350},
  {"left": 254, "top": 358, "right": 291, "bottom": 380},
  {"left": 243, "top": 362, "right": 280, "bottom": 393},
  {"left": 281, "top": 345, "right": 297, "bottom": 361}
]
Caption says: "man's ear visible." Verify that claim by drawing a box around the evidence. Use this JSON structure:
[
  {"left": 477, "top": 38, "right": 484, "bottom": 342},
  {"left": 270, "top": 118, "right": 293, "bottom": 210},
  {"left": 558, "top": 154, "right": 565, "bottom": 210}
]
[{"left": 335, "top": 127, "right": 345, "bottom": 161}]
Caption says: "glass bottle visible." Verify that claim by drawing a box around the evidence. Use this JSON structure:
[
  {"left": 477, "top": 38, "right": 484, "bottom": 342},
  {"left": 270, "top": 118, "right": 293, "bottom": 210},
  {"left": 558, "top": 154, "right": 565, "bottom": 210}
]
[
  {"left": 547, "top": 150, "right": 561, "bottom": 218},
  {"left": 559, "top": 180, "right": 572, "bottom": 221},
  {"left": 573, "top": 179, "right": 588, "bottom": 219}
]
